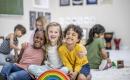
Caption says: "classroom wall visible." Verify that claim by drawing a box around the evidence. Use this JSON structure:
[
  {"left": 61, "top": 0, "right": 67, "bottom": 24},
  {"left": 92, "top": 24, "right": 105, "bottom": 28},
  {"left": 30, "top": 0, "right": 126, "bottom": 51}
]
[{"left": 0, "top": 0, "right": 130, "bottom": 50}]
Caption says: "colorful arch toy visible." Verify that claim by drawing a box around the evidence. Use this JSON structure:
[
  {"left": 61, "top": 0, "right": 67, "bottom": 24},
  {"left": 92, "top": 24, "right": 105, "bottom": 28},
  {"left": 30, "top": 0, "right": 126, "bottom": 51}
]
[{"left": 37, "top": 69, "right": 70, "bottom": 80}]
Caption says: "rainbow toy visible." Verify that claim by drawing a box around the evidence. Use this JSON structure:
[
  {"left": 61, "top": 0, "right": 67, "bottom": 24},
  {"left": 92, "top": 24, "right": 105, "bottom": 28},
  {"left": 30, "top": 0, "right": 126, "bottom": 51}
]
[{"left": 37, "top": 69, "right": 70, "bottom": 80}]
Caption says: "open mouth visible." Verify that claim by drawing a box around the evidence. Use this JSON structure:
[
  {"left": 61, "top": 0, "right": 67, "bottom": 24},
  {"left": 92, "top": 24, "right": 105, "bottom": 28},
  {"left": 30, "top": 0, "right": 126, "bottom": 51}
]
[
  {"left": 66, "top": 38, "right": 73, "bottom": 41},
  {"left": 51, "top": 36, "right": 57, "bottom": 39}
]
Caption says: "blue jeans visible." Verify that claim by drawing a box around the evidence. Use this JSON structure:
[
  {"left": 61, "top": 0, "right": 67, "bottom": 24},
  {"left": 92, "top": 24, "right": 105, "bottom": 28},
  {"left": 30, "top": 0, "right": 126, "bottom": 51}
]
[
  {"left": 80, "top": 64, "right": 90, "bottom": 76},
  {"left": 1, "top": 63, "right": 33, "bottom": 80}
]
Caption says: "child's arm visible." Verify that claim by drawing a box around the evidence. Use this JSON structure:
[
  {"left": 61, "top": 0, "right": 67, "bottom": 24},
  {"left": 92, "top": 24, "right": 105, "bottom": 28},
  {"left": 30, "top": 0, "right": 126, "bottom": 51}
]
[
  {"left": 8, "top": 33, "right": 20, "bottom": 50},
  {"left": 100, "top": 48, "right": 108, "bottom": 59},
  {"left": 78, "top": 50, "right": 87, "bottom": 58},
  {"left": 16, "top": 46, "right": 25, "bottom": 63},
  {"left": 101, "top": 48, "right": 112, "bottom": 62},
  {"left": 74, "top": 44, "right": 88, "bottom": 72},
  {"left": 77, "top": 44, "right": 87, "bottom": 58},
  {"left": 0, "top": 35, "right": 4, "bottom": 40},
  {"left": 14, "top": 49, "right": 19, "bottom": 62},
  {"left": 58, "top": 47, "right": 73, "bottom": 71}
]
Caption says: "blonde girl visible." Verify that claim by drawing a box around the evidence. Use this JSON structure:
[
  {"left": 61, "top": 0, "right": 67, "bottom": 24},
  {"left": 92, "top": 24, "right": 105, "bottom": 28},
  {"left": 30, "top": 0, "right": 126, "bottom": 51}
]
[{"left": 28, "top": 22, "right": 68, "bottom": 78}]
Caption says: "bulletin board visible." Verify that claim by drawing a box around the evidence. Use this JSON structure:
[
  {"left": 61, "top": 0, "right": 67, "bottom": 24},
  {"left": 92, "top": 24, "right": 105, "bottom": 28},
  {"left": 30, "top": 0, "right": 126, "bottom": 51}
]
[{"left": 0, "top": 0, "right": 23, "bottom": 15}]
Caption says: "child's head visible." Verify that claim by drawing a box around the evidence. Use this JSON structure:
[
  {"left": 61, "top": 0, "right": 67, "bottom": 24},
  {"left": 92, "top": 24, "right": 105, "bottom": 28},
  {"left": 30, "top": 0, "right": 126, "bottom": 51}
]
[
  {"left": 33, "top": 30, "right": 46, "bottom": 49},
  {"left": 86, "top": 24, "right": 105, "bottom": 45},
  {"left": 46, "top": 22, "right": 62, "bottom": 46},
  {"left": 64, "top": 24, "right": 83, "bottom": 45},
  {"left": 35, "top": 16, "right": 48, "bottom": 31},
  {"left": 14, "top": 24, "right": 26, "bottom": 38}
]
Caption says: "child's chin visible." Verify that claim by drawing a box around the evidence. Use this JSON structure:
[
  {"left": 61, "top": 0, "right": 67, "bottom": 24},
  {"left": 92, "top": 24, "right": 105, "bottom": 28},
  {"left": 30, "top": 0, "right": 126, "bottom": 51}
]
[{"left": 34, "top": 46, "right": 41, "bottom": 49}]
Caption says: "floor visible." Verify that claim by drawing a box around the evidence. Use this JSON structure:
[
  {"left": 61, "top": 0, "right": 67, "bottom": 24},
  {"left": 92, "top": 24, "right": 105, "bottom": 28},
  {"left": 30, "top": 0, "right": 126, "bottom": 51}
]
[
  {"left": 0, "top": 50, "right": 130, "bottom": 80},
  {"left": 91, "top": 50, "right": 130, "bottom": 80},
  {"left": 91, "top": 67, "right": 130, "bottom": 80}
]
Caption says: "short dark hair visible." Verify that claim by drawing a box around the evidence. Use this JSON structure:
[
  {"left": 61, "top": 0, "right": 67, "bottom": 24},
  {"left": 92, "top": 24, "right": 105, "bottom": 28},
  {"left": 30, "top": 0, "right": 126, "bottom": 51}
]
[
  {"left": 34, "top": 29, "right": 46, "bottom": 45},
  {"left": 64, "top": 24, "right": 83, "bottom": 42},
  {"left": 14, "top": 24, "right": 26, "bottom": 35}
]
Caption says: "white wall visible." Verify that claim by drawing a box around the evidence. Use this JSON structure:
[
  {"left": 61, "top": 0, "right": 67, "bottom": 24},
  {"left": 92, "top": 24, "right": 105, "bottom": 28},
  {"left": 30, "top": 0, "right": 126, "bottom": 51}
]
[{"left": 0, "top": 0, "right": 130, "bottom": 49}]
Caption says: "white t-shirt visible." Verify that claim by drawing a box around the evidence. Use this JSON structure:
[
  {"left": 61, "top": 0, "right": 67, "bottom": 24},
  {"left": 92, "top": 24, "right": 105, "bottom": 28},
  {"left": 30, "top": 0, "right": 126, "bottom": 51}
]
[{"left": 47, "top": 45, "right": 63, "bottom": 68}]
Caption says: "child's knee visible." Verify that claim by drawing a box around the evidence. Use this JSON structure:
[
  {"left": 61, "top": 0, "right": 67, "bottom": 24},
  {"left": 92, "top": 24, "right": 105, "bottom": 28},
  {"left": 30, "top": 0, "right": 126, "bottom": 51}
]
[
  {"left": 77, "top": 74, "right": 91, "bottom": 80},
  {"left": 8, "top": 73, "right": 16, "bottom": 80},
  {"left": 60, "top": 67, "right": 69, "bottom": 74},
  {"left": 28, "top": 65, "right": 36, "bottom": 72}
]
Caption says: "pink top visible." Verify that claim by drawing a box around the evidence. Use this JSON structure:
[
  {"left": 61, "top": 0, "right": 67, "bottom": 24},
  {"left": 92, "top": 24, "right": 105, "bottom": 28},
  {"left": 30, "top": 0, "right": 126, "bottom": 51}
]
[{"left": 16, "top": 44, "right": 44, "bottom": 70}]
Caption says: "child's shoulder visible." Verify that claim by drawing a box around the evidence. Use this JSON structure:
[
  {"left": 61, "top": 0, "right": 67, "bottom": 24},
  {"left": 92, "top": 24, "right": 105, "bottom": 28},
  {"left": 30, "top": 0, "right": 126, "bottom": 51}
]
[
  {"left": 7, "top": 33, "right": 14, "bottom": 37},
  {"left": 58, "top": 43, "right": 66, "bottom": 50},
  {"left": 22, "top": 42, "right": 30, "bottom": 49},
  {"left": 59, "top": 43, "right": 65, "bottom": 47},
  {"left": 76, "top": 43, "right": 86, "bottom": 51},
  {"left": 95, "top": 38, "right": 104, "bottom": 42}
]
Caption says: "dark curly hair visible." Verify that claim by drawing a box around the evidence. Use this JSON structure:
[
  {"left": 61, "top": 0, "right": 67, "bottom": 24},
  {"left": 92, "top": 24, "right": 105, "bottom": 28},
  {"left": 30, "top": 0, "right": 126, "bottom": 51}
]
[{"left": 64, "top": 24, "right": 83, "bottom": 43}]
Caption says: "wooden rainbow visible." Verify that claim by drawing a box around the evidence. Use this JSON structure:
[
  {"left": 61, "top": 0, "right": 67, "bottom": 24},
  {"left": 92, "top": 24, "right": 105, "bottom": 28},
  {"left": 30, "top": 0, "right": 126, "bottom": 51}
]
[{"left": 37, "top": 69, "right": 70, "bottom": 80}]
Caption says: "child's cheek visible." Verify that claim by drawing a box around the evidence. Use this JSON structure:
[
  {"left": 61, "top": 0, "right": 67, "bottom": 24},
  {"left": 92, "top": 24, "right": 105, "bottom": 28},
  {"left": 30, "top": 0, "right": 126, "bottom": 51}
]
[{"left": 48, "top": 35, "right": 52, "bottom": 40}]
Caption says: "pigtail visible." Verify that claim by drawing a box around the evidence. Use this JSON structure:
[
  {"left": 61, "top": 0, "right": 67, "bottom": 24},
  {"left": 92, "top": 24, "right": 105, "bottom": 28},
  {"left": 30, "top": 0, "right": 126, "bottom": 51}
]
[
  {"left": 85, "top": 24, "right": 105, "bottom": 46},
  {"left": 86, "top": 28, "right": 94, "bottom": 46}
]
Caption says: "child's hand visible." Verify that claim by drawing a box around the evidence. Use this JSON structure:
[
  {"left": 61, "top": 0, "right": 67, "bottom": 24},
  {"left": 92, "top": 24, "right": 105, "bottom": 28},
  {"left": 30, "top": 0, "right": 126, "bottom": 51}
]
[
  {"left": 21, "top": 42, "right": 28, "bottom": 49},
  {"left": 68, "top": 71, "right": 78, "bottom": 80},
  {"left": 107, "top": 58, "right": 112, "bottom": 63},
  {"left": 78, "top": 51, "right": 87, "bottom": 58}
]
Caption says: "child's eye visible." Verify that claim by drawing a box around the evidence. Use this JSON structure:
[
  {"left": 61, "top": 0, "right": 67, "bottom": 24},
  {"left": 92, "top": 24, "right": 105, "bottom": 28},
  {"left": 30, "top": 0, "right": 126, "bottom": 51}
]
[
  {"left": 36, "top": 37, "right": 39, "bottom": 39},
  {"left": 55, "top": 31, "right": 58, "bottom": 34},
  {"left": 40, "top": 38, "right": 43, "bottom": 41},
  {"left": 49, "top": 31, "right": 53, "bottom": 33},
  {"left": 66, "top": 32, "right": 70, "bottom": 35}
]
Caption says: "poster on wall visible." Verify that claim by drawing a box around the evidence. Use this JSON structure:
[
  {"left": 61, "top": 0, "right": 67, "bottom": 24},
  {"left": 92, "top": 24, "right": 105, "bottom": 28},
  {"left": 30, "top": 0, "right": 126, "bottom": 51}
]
[
  {"left": 30, "top": 11, "right": 36, "bottom": 30},
  {"left": 60, "top": 0, "right": 70, "bottom": 6},
  {"left": 38, "top": 11, "right": 44, "bottom": 17},
  {"left": 33, "top": 0, "right": 49, "bottom": 9},
  {"left": 86, "top": 0, "right": 97, "bottom": 5},
  {"left": 72, "top": 0, "right": 83, "bottom": 6},
  {"left": 45, "top": 12, "right": 51, "bottom": 22}
]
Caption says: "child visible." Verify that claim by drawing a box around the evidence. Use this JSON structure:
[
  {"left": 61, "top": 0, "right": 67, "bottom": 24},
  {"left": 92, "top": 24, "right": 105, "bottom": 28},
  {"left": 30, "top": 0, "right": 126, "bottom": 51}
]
[
  {"left": 28, "top": 22, "right": 69, "bottom": 78},
  {"left": 58, "top": 24, "right": 91, "bottom": 80},
  {"left": 29, "top": 16, "right": 48, "bottom": 44},
  {"left": 86, "top": 24, "right": 112, "bottom": 70},
  {"left": 0, "top": 24, "right": 26, "bottom": 65},
  {"left": 0, "top": 30, "right": 46, "bottom": 80}
]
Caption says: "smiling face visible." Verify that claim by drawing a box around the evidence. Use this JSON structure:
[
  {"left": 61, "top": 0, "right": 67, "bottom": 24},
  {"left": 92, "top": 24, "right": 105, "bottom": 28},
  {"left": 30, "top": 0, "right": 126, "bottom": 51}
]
[
  {"left": 47, "top": 26, "right": 60, "bottom": 45},
  {"left": 33, "top": 31, "right": 45, "bottom": 49},
  {"left": 65, "top": 28, "right": 79, "bottom": 45},
  {"left": 36, "top": 21, "right": 43, "bottom": 30},
  {"left": 15, "top": 29, "right": 23, "bottom": 38}
]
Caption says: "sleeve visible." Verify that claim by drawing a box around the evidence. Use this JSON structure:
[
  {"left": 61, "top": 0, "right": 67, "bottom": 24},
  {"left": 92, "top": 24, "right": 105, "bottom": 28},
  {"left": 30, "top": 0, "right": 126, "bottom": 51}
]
[
  {"left": 98, "top": 38, "right": 106, "bottom": 49},
  {"left": 58, "top": 46, "right": 73, "bottom": 71},
  {"left": 74, "top": 44, "right": 88, "bottom": 72}
]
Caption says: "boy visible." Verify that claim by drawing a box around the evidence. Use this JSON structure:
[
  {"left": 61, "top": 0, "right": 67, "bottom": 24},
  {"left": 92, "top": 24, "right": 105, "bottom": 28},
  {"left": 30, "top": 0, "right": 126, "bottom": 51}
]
[
  {"left": 58, "top": 24, "right": 91, "bottom": 80},
  {"left": 0, "top": 24, "right": 26, "bottom": 64}
]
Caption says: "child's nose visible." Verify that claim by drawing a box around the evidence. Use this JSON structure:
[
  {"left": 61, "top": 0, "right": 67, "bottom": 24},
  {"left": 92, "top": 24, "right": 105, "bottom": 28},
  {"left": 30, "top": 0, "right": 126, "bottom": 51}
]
[{"left": 68, "top": 34, "right": 72, "bottom": 37}]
